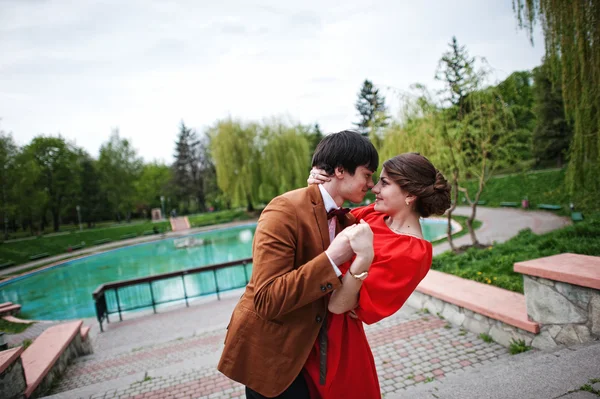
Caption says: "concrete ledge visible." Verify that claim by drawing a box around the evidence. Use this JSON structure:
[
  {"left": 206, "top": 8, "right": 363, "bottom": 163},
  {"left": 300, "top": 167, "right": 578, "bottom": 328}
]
[
  {"left": 515, "top": 253, "right": 600, "bottom": 290},
  {"left": 2, "top": 315, "right": 35, "bottom": 324},
  {"left": 21, "top": 320, "right": 83, "bottom": 398},
  {"left": 416, "top": 270, "right": 540, "bottom": 333},
  {"left": 0, "top": 303, "right": 21, "bottom": 316},
  {"left": 0, "top": 346, "right": 24, "bottom": 374},
  {"left": 80, "top": 326, "right": 90, "bottom": 340}
]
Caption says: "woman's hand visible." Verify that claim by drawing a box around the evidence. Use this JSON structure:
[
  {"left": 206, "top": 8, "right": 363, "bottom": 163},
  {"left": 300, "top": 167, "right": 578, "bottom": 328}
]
[
  {"left": 307, "top": 167, "right": 331, "bottom": 185},
  {"left": 345, "top": 220, "right": 374, "bottom": 260}
]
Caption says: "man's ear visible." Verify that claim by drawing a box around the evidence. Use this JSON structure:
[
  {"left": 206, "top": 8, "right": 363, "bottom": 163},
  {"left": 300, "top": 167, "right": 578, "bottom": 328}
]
[{"left": 334, "top": 166, "right": 345, "bottom": 179}]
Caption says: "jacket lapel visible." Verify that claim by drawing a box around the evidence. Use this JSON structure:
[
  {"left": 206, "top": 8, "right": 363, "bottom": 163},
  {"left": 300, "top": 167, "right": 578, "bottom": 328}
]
[{"left": 308, "top": 185, "right": 330, "bottom": 250}]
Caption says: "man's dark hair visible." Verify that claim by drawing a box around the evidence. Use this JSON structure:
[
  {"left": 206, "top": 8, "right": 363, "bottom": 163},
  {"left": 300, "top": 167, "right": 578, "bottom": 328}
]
[{"left": 311, "top": 130, "right": 379, "bottom": 175}]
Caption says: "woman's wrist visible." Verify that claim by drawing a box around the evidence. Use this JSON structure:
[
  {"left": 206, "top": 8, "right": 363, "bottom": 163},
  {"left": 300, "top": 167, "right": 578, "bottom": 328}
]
[{"left": 349, "top": 254, "right": 373, "bottom": 275}]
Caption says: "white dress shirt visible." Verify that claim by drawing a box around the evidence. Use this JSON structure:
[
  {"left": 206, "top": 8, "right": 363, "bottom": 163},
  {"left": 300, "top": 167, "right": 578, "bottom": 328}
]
[{"left": 318, "top": 184, "right": 343, "bottom": 277}]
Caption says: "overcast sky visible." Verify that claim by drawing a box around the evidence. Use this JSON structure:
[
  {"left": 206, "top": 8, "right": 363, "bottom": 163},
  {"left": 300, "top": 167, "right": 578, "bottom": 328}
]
[{"left": 1, "top": 0, "right": 544, "bottom": 163}]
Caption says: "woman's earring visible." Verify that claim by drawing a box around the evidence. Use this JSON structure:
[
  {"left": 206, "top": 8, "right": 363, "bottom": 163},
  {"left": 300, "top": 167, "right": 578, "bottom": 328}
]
[{"left": 405, "top": 199, "right": 410, "bottom": 206}]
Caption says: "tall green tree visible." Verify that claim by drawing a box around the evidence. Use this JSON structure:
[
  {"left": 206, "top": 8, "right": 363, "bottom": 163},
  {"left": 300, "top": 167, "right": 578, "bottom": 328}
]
[
  {"left": 78, "top": 153, "right": 104, "bottom": 227},
  {"left": 0, "top": 131, "right": 19, "bottom": 239},
  {"left": 259, "top": 122, "right": 310, "bottom": 200},
  {"left": 306, "top": 123, "right": 324, "bottom": 155},
  {"left": 435, "top": 36, "right": 479, "bottom": 119},
  {"left": 354, "top": 80, "right": 389, "bottom": 136},
  {"left": 97, "top": 129, "right": 143, "bottom": 222},
  {"left": 209, "top": 119, "right": 261, "bottom": 211},
  {"left": 22, "top": 136, "right": 80, "bottom": 232},
  {"left": 514, "top": 0, "right": 600, "bottom": 207},
  {"left": 194, "top": 132, "right": 218, "bottom": 211},
  {"left": 173, "top": 122, "right": 197, "bottom": 210},
  {"left": 435, "top": 37, "right": 482, "bottom": 250},
  {"left": 135, "top": 162, "right": 174, "bottom": 216},
  {"left": 531, "top": 60, "right": 572, "bottom": 167},
  {"left": 12, "top": 150, "right": 47, "bottom": 234},
  {"left": 459, "top": 87, "right": 529, "bottom": 244},
  {"left": 173, "top": 122, "right": 216, "bottom": 213},
  {"left": 495, "top": 71, "right": 536, "bottom": 165}
]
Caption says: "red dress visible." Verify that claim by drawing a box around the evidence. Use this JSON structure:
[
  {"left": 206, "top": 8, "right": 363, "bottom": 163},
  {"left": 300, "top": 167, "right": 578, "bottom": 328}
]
[{"left": 303, "top": 204, "right": 433, "bottom": 399}]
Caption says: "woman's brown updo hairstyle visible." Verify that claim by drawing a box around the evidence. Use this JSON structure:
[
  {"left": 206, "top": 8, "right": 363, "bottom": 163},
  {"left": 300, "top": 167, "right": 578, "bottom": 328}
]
[{"left": 382, "top": 153, "right": 451, "bottom": 218}]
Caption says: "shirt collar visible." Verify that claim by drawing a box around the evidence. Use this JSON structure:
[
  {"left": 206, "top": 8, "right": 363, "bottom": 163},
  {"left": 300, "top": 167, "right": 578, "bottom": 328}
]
[{"left": 318, "top": 184, "right": 339, "bottom": 213}]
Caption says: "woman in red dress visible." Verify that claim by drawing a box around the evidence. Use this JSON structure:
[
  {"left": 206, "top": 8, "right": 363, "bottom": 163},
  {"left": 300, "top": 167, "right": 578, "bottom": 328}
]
[{"left": 303, "top": 153, "right": 452, "bottom": 399}]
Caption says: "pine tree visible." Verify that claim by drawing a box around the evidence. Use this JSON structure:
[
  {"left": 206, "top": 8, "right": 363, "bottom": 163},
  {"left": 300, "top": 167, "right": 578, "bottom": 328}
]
[
  {"left": 307, "top": 123, "right": 324, "bottom": 155},
  {"left": 354, "top": 80, "right": 389, "bottom": 136},
  {"left": 435, "top": 36, "right": 481, "bottom": 251},
  {"left": 173, "top": 121, "right": 196, "bottom": 211}
]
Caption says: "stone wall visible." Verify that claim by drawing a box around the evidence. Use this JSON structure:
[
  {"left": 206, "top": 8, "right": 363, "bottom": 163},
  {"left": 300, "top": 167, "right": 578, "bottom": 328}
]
[
  {"left": 0, "top": 356, "right": 26, "bottom": 399},
  {"left": 406, "top": 291, "right": 537, "bottom": 348},
  {"left": 524, "top": 275, "right": 600, "bottom": 350}
]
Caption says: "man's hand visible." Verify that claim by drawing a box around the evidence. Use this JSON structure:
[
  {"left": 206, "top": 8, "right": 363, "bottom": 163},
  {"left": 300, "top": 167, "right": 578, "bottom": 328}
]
[{"left": 325, "top": 228, "right": 354, "bottom": 266}]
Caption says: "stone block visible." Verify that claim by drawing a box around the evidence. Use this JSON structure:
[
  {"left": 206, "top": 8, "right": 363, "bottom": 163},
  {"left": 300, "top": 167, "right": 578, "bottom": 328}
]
[
  {"left": 0, "top": 358, "right": 26, "bottom": 399},
  {"left": 546, "top": 325, "right": 562, "bottom": 338},
  {"left": 531, "top": 330, "right": 559, "bottom": 351},
  {"left": 524, "top": 277, "right": 588, "bottom": 324},
  {"left": 591, "top": 294, "right": 600, "bottom": 337},
  {"left": 534, "top": 276, "right": 556, "bottom": 287},
  {"left": 555, "top": 325, "right": 582, "bottom": 346},
  {"left": 423, "top": 297, "right": 445, "bottom": 315},
  {"left": 489, "top": 325, "right": 517, "bottom": 347},
  {"left": 555, "top": 282, "right": 592, "bottom": 309},
  {"left": 573, "top": 325, "right": 592, "bottom": 343},
  {"left": 441, "top": 304, "right": 465, "bottom": 326},
  {"left": 406, "top": 291, "right": 427, "bottom": 310},
  {"left": 463, "top": 315, "right": 492, "bottom": 335}
]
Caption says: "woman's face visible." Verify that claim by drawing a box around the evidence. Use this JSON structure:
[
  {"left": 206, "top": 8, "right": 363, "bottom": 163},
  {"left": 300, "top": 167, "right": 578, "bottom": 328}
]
[{"left": 372, "top": 168, "right": 409, "bottom": 215}]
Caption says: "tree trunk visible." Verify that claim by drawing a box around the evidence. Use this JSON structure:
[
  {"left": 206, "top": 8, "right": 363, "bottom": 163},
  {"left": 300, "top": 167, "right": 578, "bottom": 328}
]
[
  {"left": 52, "top": 208, "right": 60, "bottom": 232},
  {"left": 446, "top": 169, "right": 459, "bottom": 252},
  {"left": 467, "top": 203, "right": 479, "bottom": 245},
  {"left": 246, "top": 194, "right": 254, "bottom": 212}
]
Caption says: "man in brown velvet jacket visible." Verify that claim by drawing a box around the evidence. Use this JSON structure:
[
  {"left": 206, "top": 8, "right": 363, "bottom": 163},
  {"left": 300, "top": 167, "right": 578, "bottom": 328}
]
[{"left": 218, "top": 130, "right": 379, "bottom": 398}]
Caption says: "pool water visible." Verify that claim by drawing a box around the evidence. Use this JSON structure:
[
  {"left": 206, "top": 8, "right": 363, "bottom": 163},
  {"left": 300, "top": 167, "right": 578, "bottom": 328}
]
[{"left": 0, "top": 218, "right": 453, "bottom": 321}]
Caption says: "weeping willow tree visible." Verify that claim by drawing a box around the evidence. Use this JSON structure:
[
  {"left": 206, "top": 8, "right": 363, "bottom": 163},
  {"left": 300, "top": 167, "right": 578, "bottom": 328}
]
[
  {"left": 513, "top": 0, "right": 600, "bottom": 207},
  {"left": 258, "top": 121, "right": 310, "bottom": 200},
  {"left": 379, "top": 85, "right": 440, "bottom": 164},
  {"left": 208, "top": 118, "right": 261, "bottom": 211}
]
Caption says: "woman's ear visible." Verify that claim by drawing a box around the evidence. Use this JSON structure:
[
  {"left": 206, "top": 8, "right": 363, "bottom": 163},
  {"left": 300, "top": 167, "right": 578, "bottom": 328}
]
[{"left": 406, "top": 193, "right": 417, "bottom": 206}]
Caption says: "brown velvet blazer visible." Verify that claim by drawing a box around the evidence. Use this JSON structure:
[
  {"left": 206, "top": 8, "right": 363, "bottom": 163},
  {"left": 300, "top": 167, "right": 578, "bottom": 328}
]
[{"left": 217, "top": 184, "right": 355, "bottom": 397}]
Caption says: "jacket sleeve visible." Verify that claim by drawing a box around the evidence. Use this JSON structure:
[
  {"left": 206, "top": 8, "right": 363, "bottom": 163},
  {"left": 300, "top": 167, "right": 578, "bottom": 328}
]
[{"left": 252, "top": 196, "right": 341, "bottom": 320}]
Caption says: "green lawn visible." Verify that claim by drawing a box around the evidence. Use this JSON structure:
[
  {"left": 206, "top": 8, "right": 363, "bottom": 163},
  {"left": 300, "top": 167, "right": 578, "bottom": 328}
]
[
  {"left": 460, "top": 168, "right": 571, "bottom": 214},
  {"left": 429, "top": 168, "right": 599, "bottom": 293},
  {"left": 432, "top": 212, "right": 600, "bottom": 293},
  {"left": 0, "top": 318, "right": 34, "bottom": 334},
  {"left": 0, "top": 209, "right": 253, "bottom": 268}
]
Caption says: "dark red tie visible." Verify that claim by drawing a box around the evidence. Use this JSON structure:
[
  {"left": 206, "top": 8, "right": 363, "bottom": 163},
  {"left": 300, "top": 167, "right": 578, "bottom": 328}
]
[{"left": 327, "top": 208, "right": 350, "bottom": 220}]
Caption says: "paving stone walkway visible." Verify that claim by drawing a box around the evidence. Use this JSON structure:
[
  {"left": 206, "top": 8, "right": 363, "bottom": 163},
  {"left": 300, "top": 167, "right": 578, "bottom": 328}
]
[{"left": 45, "top": 299, "right": 510, "bottom": 399}]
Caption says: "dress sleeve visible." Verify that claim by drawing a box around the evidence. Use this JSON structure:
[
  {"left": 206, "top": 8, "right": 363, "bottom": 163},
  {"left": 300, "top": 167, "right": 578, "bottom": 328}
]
[
  {"left": 354, "top": 241, "right": 432, "bottom": 325},
  {"left": 350, "top": 203, "right": 376, "bottom": 221}
]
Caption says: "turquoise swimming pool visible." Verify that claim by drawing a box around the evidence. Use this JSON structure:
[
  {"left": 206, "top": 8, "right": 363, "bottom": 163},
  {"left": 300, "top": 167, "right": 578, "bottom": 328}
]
[{"left": 0, "top": 218, "right": 454, "bottom": 321}]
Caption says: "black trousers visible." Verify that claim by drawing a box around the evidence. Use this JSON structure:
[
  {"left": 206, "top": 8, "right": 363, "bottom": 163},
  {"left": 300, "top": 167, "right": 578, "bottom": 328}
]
[{"left": 245, "top": 372, "right": 310, "bottom": 399}]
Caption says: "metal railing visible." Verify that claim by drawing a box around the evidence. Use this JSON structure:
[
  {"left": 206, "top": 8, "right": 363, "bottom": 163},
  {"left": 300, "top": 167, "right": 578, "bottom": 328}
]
[{"left": 92, "top": 257, "right": 252, "bottom": 332}]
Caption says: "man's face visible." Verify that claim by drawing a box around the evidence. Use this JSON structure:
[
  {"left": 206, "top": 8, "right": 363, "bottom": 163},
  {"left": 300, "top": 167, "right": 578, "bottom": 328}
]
[{"left": 340, "top": 165, "right": 375, "bottom": 204}]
